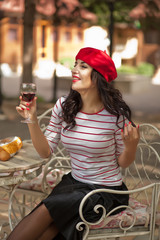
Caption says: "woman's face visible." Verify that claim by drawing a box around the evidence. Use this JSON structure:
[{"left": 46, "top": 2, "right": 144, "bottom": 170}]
[{"left": 71, "top": 59, "right": 96, "bottom": 93}]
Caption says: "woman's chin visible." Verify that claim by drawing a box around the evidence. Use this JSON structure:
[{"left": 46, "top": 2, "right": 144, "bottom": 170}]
[{"left": 71, "top": 83, "right": 79, "bottom": 91}]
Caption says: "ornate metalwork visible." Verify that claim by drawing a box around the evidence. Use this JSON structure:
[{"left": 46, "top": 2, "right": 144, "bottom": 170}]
[{"left": 2, "top": 108, "right": 160, "bottom": 240}]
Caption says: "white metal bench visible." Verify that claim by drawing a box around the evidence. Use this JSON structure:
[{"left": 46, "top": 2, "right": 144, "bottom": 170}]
[
  {"left": 7, "top": 108, "right": 160, "bottom": 240},
  {"left": 77, "top": 143, "right": 160, "bottom": 240},
  {"left": 75, "top": 124, "right": 160, "bottom": 240}
]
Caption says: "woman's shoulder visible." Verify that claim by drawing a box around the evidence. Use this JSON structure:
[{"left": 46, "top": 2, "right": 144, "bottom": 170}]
[
  {"left": 54, "top": 96, "right": 66, "bottom": 109},
  {"left": 50, "top": 97, "right": 67, "bottom": 120}
]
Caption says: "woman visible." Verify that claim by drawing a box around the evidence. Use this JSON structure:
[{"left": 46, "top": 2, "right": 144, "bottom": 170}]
[{"left": 7, "top": 47, "right": 140, "bottom": 240}]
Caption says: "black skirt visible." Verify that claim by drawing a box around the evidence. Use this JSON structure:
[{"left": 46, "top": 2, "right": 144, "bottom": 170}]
[{"left": 37, "top": 172, "right": 129, "bottom": 240}]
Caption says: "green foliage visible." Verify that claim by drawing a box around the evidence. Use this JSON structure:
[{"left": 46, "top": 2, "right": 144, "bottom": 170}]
[
  {"left": 79, "top": 0, "right": 140, "bottom": 27},
  {"left": 79, "top": 0, "right": 110, "bottom": 26},
  {"left": 79, "top": 0, "right": 159, "bottom": 31},
  {"left": 117, "top": 65, "right": 137, "bottom": 74},
  {"left": 114, "top": 0, "right": 139, "bottom": 23},
  {"left": 117, "top": 62, "right": 155, "bottom": 77},
  {"left": 137, "top": 62, "right": 155, "bottom": 77},
  {"left": 59, "top": 57, "right": 74, "bottom": 69}
]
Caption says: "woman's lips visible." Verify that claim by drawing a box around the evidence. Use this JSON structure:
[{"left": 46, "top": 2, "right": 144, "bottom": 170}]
[{"left": 72, "top": 76, "right": 80, "bottom": 82}]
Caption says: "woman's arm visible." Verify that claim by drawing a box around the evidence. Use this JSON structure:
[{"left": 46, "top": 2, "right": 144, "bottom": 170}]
[
  {"left": 16, "top": 97, "right": 51, "bottom": 158},
  {"left": 27, "top": 120, "right": 51, "bottom": 158},
  {"left": 118, "top": 122, "right": 140, "bottom": 168}
]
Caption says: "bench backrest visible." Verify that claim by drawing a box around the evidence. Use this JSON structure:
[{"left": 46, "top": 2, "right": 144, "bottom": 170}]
[{"left": 38, "top": 109, "right": 160, "bottom": 206}]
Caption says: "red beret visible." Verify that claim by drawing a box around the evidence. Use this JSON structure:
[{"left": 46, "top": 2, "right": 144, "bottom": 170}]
[{"left": 76, "top": 47, "right": 117, "bottom": 82}]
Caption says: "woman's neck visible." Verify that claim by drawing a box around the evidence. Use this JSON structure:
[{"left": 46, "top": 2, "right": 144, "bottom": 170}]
[{"left": 80, "top": 93, "right": 104, "bottom": 114}]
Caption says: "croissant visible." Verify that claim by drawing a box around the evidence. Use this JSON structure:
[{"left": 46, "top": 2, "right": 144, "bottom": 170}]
[
  {"left": 0, "top": 136, "right": 23, "bottom": 161},
  {"left": 0, "top": 147, "right": 10, "bottom": 161}
]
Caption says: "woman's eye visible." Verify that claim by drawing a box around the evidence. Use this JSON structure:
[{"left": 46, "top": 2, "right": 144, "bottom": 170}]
[
  {"left": 73, "top": 62, "right": 78, "bottom": 67},
  {"left": 81, "top": 65, "right": 87, "bottom": 68}
]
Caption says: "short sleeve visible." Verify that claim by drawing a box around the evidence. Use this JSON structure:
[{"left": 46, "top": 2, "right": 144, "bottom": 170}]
[{"left": 44, "top": 97, "right": 65, "bottom": 153}]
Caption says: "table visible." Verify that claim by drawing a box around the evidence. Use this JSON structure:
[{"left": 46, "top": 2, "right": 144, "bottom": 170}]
[
  {"left": 0, "top": 141, "right": 49, "bottom": 186},
  {"left": 0, "top": 141, "right": 49, "bottom": 238}
]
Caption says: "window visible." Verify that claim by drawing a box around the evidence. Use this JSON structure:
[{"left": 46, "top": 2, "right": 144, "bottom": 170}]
[
  {"left": 76, "top": 31, "right": 83, "bottom": 42},
  {"left": 64, "top": 31, "right": 71, "bottom": 42},
  {"left": 42, "top": 25, "right": 45, "bottom": 48},
  {"left": 8, "top": 28, "right": 18, "bottom": 41},
  {"left": 52, "top": 30, "right": 58, "bottom": 42}
]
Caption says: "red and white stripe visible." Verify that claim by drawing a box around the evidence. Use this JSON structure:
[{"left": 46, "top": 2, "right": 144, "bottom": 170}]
[{"left": 44, "top": 97, "right": 127, "bottom": 186}]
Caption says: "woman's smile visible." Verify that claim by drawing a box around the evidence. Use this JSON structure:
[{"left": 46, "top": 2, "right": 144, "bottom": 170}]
[{"left": 72, "top": 75, "right": 81, "bottom": 83}]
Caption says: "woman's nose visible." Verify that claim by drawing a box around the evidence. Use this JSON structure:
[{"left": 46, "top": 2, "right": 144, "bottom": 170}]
[{"left": 72, "top": 67, "right": 78, "bottom": 74}]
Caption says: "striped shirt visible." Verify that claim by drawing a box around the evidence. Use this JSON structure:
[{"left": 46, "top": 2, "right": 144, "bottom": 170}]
[{"left": 44, "top": 97, "right": 127, "bottom": 186}]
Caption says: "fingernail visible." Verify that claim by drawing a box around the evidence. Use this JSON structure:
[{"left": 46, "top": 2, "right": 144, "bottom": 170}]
[
  {"left": 26, "top": 108, "right": 30, "bottom": 110},
  {"left": 129, "top": 122, "right": 131, "bottom": 124},
  {"left": 125, "top": 123, "right": 127, "bottom": 127},
  {"left": 21, "top": 107, "right": 24, "bottom": 110},
  {"left": 26, "top": 103, "right": 30, "bottom": 106},
  {"left": 121, "top": 129, "right": 123, "bottom": 132},
  {"left": 138, "top": 124, "right": 139, "bottom": 128}
]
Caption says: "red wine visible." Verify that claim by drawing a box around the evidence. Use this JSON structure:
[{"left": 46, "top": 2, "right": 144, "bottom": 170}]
[{"left": 22, "top": 93, "right": 35, "bottom": 102}]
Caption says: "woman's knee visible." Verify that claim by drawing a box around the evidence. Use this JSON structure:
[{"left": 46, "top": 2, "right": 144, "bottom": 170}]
[
  {"left": 38, "top": 222, "right": 59, "bottom": 240},
  {"left": 32, "top": 203, "right": 53, "bottom": 223}
]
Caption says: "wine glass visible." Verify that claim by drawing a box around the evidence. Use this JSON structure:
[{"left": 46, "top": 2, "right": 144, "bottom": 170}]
[{"left": 20, "top": 83, "right": 36, "bottom": 123}]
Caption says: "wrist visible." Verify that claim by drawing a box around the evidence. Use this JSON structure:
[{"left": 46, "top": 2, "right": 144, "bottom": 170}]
[{"left": 28, "top": 115, "right": 38, "bottom": 124}]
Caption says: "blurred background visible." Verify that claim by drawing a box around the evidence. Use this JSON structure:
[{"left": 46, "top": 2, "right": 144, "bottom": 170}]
[{"left": 0, "top": 0, "right": 160, "bottom": 139}]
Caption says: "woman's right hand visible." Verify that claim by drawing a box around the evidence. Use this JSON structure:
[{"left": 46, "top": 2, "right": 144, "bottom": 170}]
[{"left": 16, "top": 96, "right": 37, "bottom": 121}]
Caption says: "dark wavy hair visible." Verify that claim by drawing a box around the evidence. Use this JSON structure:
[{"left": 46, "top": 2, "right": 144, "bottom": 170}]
[{"left": 62, "top": 69, "right": 135, "bottom": 129}]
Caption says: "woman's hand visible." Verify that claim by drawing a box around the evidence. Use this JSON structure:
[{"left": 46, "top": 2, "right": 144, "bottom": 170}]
[
  {"left": 118, "top": 122, "right": 140, "bottom": 168},
  {"left": 16, "top": 96, "right": 51, "bottom": 158},
  {"left": 121, "top": 122, "right": 140, "bottom": 150},
  {"left": 16, "top": 96, "right": 37, "bottom": 121}
]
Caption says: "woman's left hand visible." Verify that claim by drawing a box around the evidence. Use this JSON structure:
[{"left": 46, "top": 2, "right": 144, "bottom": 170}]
[
  {"left": 121, "top": 122, "right": 140, "bottom": 150},
  {"left": 118, "top": 122, "right": 140, "bottom": 168}
]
